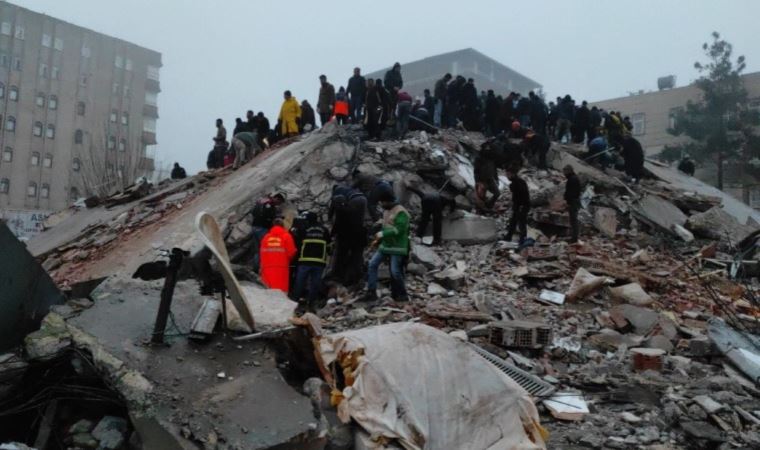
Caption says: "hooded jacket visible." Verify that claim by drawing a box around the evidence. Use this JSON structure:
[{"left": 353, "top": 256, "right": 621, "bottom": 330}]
[
  {"left": 380, "top": 204, "right": 410, "bottom": 256},
  {"left": 279, "top": 97, "right": 302, "bottom": 135}
]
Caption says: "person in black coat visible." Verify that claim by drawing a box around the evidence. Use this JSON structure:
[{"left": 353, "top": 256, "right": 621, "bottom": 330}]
[
  {"left": 505, "top": 166, "right": 530, "bottom": 243},
  {"left": 678, "top": 156, "right": 695, "bottom": 176},
  {"left": 232, "top": 118, "right": 246, "bottom": 136},
  {"left": 620, "top": 136, "right": 645, "bottom": 181},
  {"left": 484, "top": 90, "right": 501, "bottom": 136},
  {"left": 573, "top": 101, "right": 591, "bottom": 143},
  {"left": 529, "top": 92, "right": 547, "bottom": 136},
  {"left": 408, "top": 187, "right": 456, "bottom": 246},
  {"left": 563, "top": 165, "right": 582, "bottom": 243},
  {"left": 171, "top": 162, "right": 187, "bottom": 179},
  {"left": 523, "top": 131, "right": 550, "bottom": 169},
  {"left": 347, "top": 67, "right": 367, "bottom": 123}
]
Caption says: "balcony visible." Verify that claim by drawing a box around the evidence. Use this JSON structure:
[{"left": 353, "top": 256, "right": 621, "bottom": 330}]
[
  {"left": 142, "top": 131, "right": 157, "bottom": 145},
  {"left": 138, "top": 156, "right": 155, "bottom": 172},
  {"left": 145, "top": 78, "right": 161, "bottom": 93},
  {"left": 142, "top": 104, "right": 159, "bottom": 118}
]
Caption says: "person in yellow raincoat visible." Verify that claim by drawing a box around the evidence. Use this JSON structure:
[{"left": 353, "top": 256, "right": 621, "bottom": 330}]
[{"left": 279, "top": 90, "right": 301, "bottom": 137}]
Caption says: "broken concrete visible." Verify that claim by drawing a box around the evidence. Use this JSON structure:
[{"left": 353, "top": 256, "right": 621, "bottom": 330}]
[{"left": 440, "top": 213, "right": 499, "bottom": 244}]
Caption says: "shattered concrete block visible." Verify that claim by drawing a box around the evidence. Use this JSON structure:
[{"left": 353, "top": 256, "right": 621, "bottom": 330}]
[
  {"left": 593, "top": 207, "right": 618, "bottom": 238},
  {"left": 24, "top": 313, "right": 72, "bottom": 360},
  {"left": 70, "top": 433, "right": 99, "bottom": 449},
  {"left": 692, "top": 395, "right": 725, "bottom": 414},
  {"left": 434, "top": 267, "right": 466, "bottom": 290},
  {"left": 645, "top": 334, "right": 674, "bottom": 353},
  {"left": 611, "top": 304, "right": 660, "bottom": 335},
  {"left": 440, "top": 213, "right": 499, "bottom": 244},
  {"left": 68, "top": 419, "right": 95, "bottom": 435},
  {"left": 686, "top": 206, "right": 757, "bottom": 242},
  {"left": 92, "top": 416, "right": 128, "bottom": 449},
  {"left": 566, "top": 268, "right": 607, "bottom": 301},
  {"left": 608, "top": 283, "right": 653, "bottom": 306},
  {"left": 411, "top": 245, "right": 443, "bottom": 269},
  {"left": 116, "top": 370, "right": 153, "bottom": 408},
  {"left": 671, "top": 224, "right": 694, "bottom": 242},
  {"left": 426, "top": 283, "right": 448, "bottom": 296}
]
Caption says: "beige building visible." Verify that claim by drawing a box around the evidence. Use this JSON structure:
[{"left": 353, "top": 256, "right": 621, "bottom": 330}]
[
  {"left": 0, "top": 2, "right": 160, "bottom": 237},
  {"left": 591, "top": 72, "right": 760, "bottom": 156}
]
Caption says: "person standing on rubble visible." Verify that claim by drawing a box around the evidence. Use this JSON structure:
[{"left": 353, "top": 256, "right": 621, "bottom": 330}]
[
  {"left": 407, "top": 186, "right": 456, "bottom": 246},
  {"left": 678, "top": 155, "right": 696, "bottom": 176},
  {"left": 361, "top": 191, "right": 410, "bottom": 302},
  {"left": 256, "top": 112, "right": 271, "bottom": 148},
  {"left": 334, "top": 87, "right": 350, "bottom": 125},
  {"left": 328, "top": 185, "right": 367, "bottom": 287},
  {"left": 556, "top": 95, "right": 574, "bottom": 143},
  {"left": 384, "top": 62, "right": 403, "bottom": 123},
  {"left": 214, "top": 118, "right": 227, "bottom": 145},
  {"left": 563, "top": 165, "right": 582, "bottom": 244},
  {"left": 300, "top": 100, "right": 316, "bottom": 132},
  {"left": 573, "top": 101, "right": 591, "bottom": 143},
  {"left": 396, "top": 90, "right": 413, "bottom": 137},
  {"left": 317, "top": 75, "right": 336, "bottom": 127},
  {"left": 505, "top": 166, "right": 530, "bottom": 244},
  {"left": 365, "top": 79, "right": 387, "bottom": 141},
  {"left": 433, "top": 73, "right": 452, "bottom": 128},
  {"left": 347, "top": 67, "right": 366, "bottom": 124},
  {"left": 171, "top": 163, "right": 187, "bottom": 179},
  {"left": 364, "top": 178, "right": 395, "bottom": 222},
  {"left": 233, "top": 118, "right": 246, "bottom": 136},
  {"left": 474, "top": 144, "right": 500, "bottom": 212},
  {"left": 250, "top": 193, "right": 286, "bottom": 272},
  {"left": 523, "top": 130, "right": 550, "bottom": 170},
  {"left": 620, "top": 135, "right": 645, "bottom": 182},
  {"left": 259, "top": 217, "right": 297, "bottom": 293},
  {"left": 291, "top": 212, "right": 330, "bottom": 312},
  {"left": 279, "top": 91, "right": 301, "bottom": 138},
  {"left": 529, "top": 92, "right": 548, "bottom": 136}
]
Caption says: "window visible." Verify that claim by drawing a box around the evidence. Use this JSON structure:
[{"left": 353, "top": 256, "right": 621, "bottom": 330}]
[
  {"left": 81, "top": 45, "right": 91, "bottom": 58},
  {"left": 74, "top": 129, "right": 83, "bottom": 144},
  {"left": 42, "top": 34, "right": 52, "bottom": 47},
  {"left": 119, "top": 138, "right": 126, "bottom": 151},
  {"left": 33, "top": 122, "right": 43, "bottom": 137},
  {"left": 79, "top": 75, "right": 88, "bottom": 87},
  {"left": 30, "top": 152, "right": 40, "bottom": 166},
  {"left": 144, "top": 91, "right": 158, "bottom": 106},
  {"left": 48, "top": 95, "right": 58, "bottom": 110},
  {"left": 2, "top": 147, "right": 12, "bottom": 162},
  {"left": 107, "top": 136, "right": 116, "bottom": 150},
  {"left": 632, "top": 113, "right": 646, "bottom": 136},
  {"left": 121, "top": 113, "right": 129, "bottom": 126},
  {"left": 110, "top": 110, "right": 118, "bottom": 123},
  {"left": 147, "top": 65, "right": 160, "bottom": 81},
  {"left": 9, "top": 86, "right": 18, "bottom": 101},
  {"left": 5, "top": 116, "right": 15, "bottom": 132},
  {"left": 54, "top": 37, "right": 63, "bottom": 51},
  {"left": 14, "top": 25, "right": 25, "bottom": 40},
  {"left": 40, "top": 183, "right": 50, "bottom": 199},
  {"left": 749, "top": 98, "right": 760, "bottom": 113},
  {"left": 0, "top": 83, "right": 6, "bottom": 99},
  {"left": 72, "top": 158, "right": 81, "bottom": 172},
  {"left": 70, "top": 187, "right": 79, "bottom": 201},
  {"left": 77, "top": 102, "right": 86, "bottom": 116},
  {"left": 0, "top": 178, "right": 8, "bottom": 194},
  {"left": 46, "top": 124, "right": 55, "bottom": 139},
  {"left": 112, "top": 82, "right": 119, "bottom": 94},
  {"left": 125, "top": 58, "right": 133, "bottom": 71},
  {"left": 51, "top": 66, "right": 60, "bottom": 80},
  {"left": 115, "top": 55, "right": 124, "bottom": 68},
  {"left": 39, "top": 63, "right": 48, "bottom": 78},
  {"left": 36, "top": 93, "right": 46, "bottom": 107},
  {"left": 123, "top": 85, "right": 131, "bottom": 98},
  {"left": 27, "top": 182, "right": 37, "bottom": 198},
  {"left": 12, "top": 56, "right": 21, "bottom": 71},
  {"left": 0, "top": 22, "right": 11, "bottom": 36},
  {"left": 143, "top": 118, "right": 157, "bottom": 133},
  {"left": 43, "top": 154, "right": 53, "bottom": 168},
  {"left": 0, "top": 53, "right": 8, "bottom": 68}
]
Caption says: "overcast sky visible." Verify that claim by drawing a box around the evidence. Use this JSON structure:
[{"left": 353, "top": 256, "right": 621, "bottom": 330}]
[{"left": 12, "top": 0, "right": 760, "bottom": 174}]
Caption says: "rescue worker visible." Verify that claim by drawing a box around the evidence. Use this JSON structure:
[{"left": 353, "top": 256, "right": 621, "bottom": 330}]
[
  {"left": 620, "top": 135, "right": 645, "bottom": 182},
  {"left": 408, "top": 186, "right": 456, "bottom": 246},
  {"left": 563, "top": 165, "right": 582, "bottom": 243},
  {"left": 362, "top": 191, "right": 410, "bottom": 302},
  {"left": 366, "top": 179, "right": 394, "bottom": 222},
  {"left": 231, "top": 130, "right": 260, "bottom": 169},
  {"left": 396, "top": 90, "right": 413, "bottom": 137},
  {"left": 588, "top": 134, "right": 611, "bottom": 169},
  {"left": 474, "top": 144, "right": 500, "bottom": 211},
  {"left": 678, "top": 155, "right": 695, "bottom": 176},
  {"left": 317, "top": 75, "right": 336, "bottom": 127},
  {"left": 505, "top": 166, "right": 530, "bottom": 243},
  {"left": 250, "top": 193, "right": 286, "bottom": 272},
  {"left": 214, "top": 118, "right": 227, "bottom": 145},
  {"left": 278, "top": 91, "right": 301, "bottom": 137},
  {"left": 347, "top": 67, "right": 366, "bottom": 123},
  {"left": 259, "top": 217, "right": 297, "bottom": 293},
  {"left": 433, "top": 73, "right": 452, "bottom": 127},
  {"left": 291, "top": 212, "right": 330, "bottom": 311},
  {"left": 384, "top": 62, "right": 403, "bottom": 122},
  {"left": 300, "top": 100, "right": 316, "bottom": 132},
  {"left": 334, "top": 87, "right": 350, "bottom": 125},
  {"left": 170, "top": 162, "right": 187, "bottom": 179},
  {"left": 328, "top": 185, "right": 367, "bottom": 287}
]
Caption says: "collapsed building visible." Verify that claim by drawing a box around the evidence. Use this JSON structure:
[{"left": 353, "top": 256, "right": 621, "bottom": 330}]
[{"left": 2, "top": 123, "right": 760, "bottom": 449}]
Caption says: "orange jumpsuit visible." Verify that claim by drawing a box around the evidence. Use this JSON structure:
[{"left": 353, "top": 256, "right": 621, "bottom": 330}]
[{"left": 259, "top": 225, "right": 297, "bottom": 293}]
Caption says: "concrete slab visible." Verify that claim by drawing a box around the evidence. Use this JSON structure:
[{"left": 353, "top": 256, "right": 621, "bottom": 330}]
[
  {"left": 632, "top": 194, "right": 687, "bottom": 234},
  {"left": 67, "top": 276, "right": 317, "bottom": 449},
  {"left": 441, "top": 213, "right": 499, "bottom": 244}
]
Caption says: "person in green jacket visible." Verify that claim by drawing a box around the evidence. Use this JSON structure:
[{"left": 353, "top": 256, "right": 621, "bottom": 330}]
[{"left": 361, "top": 192, "right": 410, "bottom": 302}]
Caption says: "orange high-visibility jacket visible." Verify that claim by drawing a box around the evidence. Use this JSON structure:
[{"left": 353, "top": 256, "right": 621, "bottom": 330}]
[
  {"left": 334, "top": 100, "right": 349, "bottom": 116},
  {"left": 259, "top": 225, "right": 297, "bottom": 293}
]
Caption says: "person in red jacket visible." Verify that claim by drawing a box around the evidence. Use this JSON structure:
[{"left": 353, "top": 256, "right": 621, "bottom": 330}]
[{"left": 259, "top": 218, "right": 297, "bottom": 293}]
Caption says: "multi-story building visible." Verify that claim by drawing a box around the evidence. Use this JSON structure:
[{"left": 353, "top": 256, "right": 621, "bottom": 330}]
[
  {"left": 365, "top": 48, "right": 541, "bottom": 99},
  {"left": 591, "top": 72, "right": 760, "bottom": 207},
  {"left": 0, "top": 1, "right": 161, "bottom": 237}
]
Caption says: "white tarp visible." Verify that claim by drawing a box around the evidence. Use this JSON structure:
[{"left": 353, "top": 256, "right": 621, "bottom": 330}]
[{"left": 318, "top": 322, "right": 546, "bottom": 450}]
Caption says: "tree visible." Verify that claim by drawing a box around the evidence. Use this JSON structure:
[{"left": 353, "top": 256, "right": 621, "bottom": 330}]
[{"left": 668, "top": 32, "right": 758, "bottom": 190}]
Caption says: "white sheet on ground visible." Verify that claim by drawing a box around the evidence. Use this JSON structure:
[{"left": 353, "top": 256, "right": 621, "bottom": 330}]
[{"left": 318, "top": 322, "right": 546, "bottom": 450}]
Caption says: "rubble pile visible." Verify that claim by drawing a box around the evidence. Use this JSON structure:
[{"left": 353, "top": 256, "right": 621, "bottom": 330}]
[{"left": 7, "top": 124, "right": 760, "bottom": 448}]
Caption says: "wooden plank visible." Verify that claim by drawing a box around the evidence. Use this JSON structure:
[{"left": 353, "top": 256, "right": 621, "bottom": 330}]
[{"left": 189, "top": 298, "right": 221, "bottom": 340}]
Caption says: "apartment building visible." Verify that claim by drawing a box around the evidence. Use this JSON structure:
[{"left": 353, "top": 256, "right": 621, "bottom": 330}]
[{"left": 0, "top": 2, "right": 161, "bottom": 237}]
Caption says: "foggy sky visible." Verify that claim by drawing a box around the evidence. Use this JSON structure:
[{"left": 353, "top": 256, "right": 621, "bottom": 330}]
[{"left": 11, "top": 0, "right": 760, "bottom": 174}]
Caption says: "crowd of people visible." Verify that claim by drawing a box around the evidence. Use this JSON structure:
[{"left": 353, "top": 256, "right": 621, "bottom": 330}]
[{"left": 190, "top": 61, "right": 703, "bottom": 311}]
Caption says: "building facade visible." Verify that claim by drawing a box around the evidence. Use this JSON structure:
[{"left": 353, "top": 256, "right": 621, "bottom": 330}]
[
  {"left": 591, "top": 72, "right": 760, "bottom": 156},
  {"left": 365, "top": 48, "right": 541, "bottom": 99},
  {"left": 0, "top": 2, "right": 160, "bottom": 237}
]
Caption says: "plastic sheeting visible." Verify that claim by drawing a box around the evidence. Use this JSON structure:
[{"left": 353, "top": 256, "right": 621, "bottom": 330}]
[{"left": 318, "top": 322, "right": 546, "bottom": 450}]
